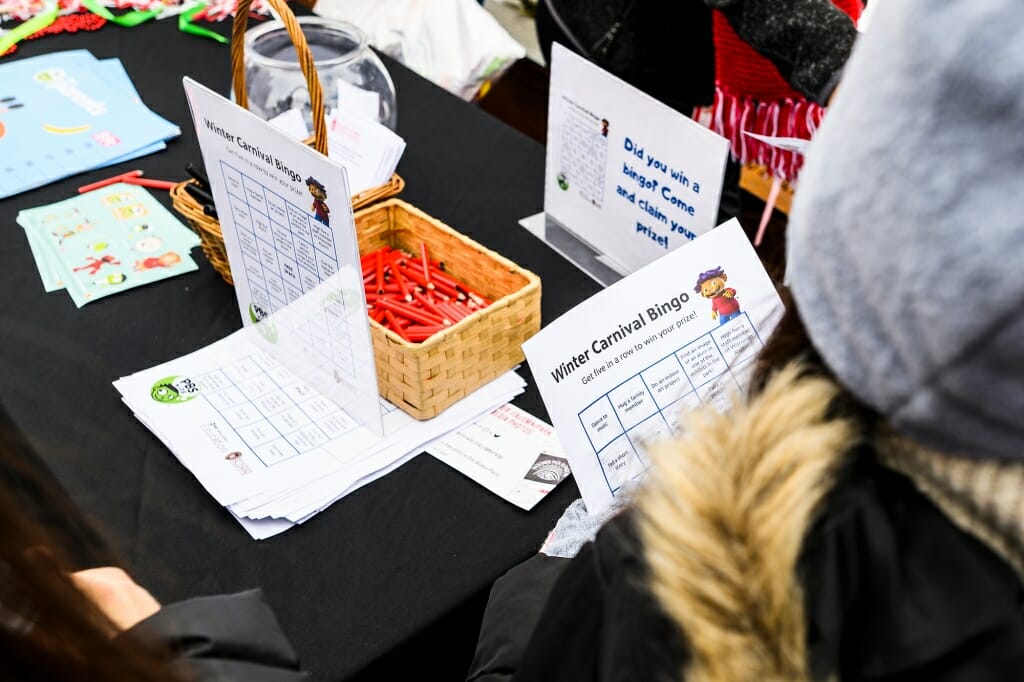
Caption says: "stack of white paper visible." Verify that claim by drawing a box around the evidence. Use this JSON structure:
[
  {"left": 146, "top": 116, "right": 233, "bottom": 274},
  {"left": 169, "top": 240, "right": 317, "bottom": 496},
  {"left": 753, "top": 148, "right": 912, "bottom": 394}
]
[
  {"left": 264, "top": 107, "right": 404, "bottom": 196},
  {"left": 336, "top": 80, "right": 382, "bottom": 122},
  {"left": 114, "top": 325, "right": 525, "bottom": 539},
  {"left": 325, "top": 109, "right": 405, "bottom": 195}
]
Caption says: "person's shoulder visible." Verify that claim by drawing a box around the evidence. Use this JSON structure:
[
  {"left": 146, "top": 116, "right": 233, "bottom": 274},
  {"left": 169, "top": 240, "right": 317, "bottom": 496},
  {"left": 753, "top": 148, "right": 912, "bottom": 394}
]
[
  {"left": 124, "top": 589, "right": 309, "bottom": 681},
  {"left": 802, "top": 446, "right": 1024, "bottom": 679},
  {"left": 805, "top": 443, "right": 1021, "bottom": 589}
]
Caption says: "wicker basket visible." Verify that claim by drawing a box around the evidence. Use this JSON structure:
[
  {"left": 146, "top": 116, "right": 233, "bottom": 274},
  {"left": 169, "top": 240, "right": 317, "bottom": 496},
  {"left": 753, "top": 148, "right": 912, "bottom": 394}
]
[
  {"left": 171, "top": 175, "right": 404, "bottom": 285},
  {"left": 171, "top": 0, "right": 403, "bottom": 284},
  {"left": 356, "top": 199, "right": 541, "bottom": 420}
]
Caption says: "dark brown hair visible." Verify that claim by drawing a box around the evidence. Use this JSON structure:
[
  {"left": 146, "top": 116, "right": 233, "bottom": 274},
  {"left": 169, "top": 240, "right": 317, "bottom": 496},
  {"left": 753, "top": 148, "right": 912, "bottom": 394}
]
[
  {"left": 750, "top": 287, "right": 823, "bottom": 393},
  {"left": 751, "top": 288, "right": 878, "bottom": 428},
  {"left": 0, "top": 409, "right": 185, "bottom": 681}
]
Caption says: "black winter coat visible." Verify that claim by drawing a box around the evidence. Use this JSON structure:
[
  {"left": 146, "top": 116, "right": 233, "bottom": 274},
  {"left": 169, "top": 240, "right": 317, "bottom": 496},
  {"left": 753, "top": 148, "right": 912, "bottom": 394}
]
[
  {"left": 124, "top": 589, "right": 309, "bottom": 681},
  {"left": 469, "top": 372, "right": 1024, "bottom": 681}
]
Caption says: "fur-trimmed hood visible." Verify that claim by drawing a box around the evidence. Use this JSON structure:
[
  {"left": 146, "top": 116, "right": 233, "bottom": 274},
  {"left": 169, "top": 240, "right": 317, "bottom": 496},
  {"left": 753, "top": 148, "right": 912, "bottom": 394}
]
[{"left": 636, "top": 365, "right": 1024, "bottom": 682}]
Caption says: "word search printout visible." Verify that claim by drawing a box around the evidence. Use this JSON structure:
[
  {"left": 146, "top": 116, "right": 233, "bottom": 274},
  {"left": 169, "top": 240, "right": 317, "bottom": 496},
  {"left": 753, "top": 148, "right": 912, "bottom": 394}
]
[{"left": 523, "top": 220, "right": 783, "bottom": 514}]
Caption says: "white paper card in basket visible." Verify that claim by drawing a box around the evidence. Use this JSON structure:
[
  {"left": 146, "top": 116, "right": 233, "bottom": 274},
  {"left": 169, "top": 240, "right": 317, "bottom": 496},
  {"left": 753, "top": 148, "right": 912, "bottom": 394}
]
[{"left": 325, "top": 108, "right": 405, "bottom": 195}]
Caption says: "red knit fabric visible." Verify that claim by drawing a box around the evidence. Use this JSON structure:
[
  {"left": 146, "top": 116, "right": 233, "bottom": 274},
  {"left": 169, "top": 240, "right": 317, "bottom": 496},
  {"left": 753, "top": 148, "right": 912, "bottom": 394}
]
[
  {"left": 712, "top": 0, "right": 862, "bottom": 102},
  {"left": 1, "top": 11, "right": 107, "bottom": 57},
  {"left": 705, "top": 0, "right": 862, "bottom": 181}
]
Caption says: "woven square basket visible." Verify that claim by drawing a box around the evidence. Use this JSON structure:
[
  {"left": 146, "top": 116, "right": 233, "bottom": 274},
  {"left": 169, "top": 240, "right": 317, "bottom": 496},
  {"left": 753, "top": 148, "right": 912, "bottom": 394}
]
[
  {"left": 171, "top": 175, "right": 404, "bottom": 285},
  {"left": 356, "top": 199, "right": 541, "bottom": 419}
]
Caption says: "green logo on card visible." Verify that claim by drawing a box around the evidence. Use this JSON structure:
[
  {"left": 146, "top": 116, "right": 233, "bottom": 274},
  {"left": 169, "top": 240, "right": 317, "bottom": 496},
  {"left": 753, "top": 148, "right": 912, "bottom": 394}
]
[
  {"left": 249, "top": 302, "right": 279, "bottom": 343},
  {"left": 150, "top": 375, "right": 200, "bottom": 404}
]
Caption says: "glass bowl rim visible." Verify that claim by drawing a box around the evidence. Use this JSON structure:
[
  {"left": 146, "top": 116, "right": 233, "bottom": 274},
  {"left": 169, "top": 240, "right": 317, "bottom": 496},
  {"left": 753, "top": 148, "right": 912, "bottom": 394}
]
[{"left": 244, "top": 17, "right": 369, "bottom": 71}]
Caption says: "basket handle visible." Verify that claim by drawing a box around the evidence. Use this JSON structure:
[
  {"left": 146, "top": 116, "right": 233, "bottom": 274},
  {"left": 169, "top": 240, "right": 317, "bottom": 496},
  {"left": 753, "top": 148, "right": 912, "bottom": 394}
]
[{"left": 230, "top": 0, "right": 328, "bottom": 155}]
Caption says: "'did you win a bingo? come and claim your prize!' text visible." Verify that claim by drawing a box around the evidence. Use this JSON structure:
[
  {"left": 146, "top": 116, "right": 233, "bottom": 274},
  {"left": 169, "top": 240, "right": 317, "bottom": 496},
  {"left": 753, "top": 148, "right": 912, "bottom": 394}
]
[{"left": 618, "top": 136, "right": 705, "bottom": 249}]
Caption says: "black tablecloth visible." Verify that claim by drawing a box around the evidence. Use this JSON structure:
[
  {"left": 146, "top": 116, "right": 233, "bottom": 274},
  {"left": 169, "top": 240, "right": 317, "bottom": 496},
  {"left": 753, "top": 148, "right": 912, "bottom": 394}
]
[{"left": 0, "top": 17, "right": 601, "bottom": 681}]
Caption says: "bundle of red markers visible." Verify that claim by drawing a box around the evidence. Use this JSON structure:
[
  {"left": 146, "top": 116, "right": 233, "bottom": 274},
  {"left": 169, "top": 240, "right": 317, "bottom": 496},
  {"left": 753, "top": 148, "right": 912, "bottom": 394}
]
[{"left": 363, "top": 243, "right": 491, "bottom": 344}]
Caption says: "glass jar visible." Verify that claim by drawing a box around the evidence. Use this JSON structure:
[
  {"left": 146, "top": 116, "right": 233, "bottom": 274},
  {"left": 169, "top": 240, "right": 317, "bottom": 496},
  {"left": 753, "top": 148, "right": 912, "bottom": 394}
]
[{"left": 242, "top": 17, "right": 397, "bottom": 131}]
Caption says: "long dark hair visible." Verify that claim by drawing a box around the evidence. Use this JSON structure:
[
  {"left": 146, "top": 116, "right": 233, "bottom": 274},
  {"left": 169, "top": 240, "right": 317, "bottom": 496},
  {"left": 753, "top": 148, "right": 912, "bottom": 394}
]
[{"left": 0, "top": 408, "right": 184, "bottom": 681}]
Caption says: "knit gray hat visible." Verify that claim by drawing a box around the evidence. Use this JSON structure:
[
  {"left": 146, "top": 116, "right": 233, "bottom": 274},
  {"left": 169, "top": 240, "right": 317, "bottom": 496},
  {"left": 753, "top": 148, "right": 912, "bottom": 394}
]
[{"left": 787, "top": 0, "right": 1024, "bottom": 461}]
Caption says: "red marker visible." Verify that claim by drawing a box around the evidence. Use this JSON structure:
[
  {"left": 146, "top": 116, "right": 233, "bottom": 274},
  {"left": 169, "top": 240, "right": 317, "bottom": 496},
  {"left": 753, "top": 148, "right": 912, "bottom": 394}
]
[
  {"left": 122, "top": 176, "right": 177, "bottom": 191},
  {"left": 375, "top": 250, "right": 385, "bottom": 295},
  {"left": 419, "top": 242, "right": 432, "bottom": 288},
  {"left": 383, "top": 310, "right": 410, "bottom": 342},
  {"left": 77, "top": 169, "right": 143, "bottom": 194}
]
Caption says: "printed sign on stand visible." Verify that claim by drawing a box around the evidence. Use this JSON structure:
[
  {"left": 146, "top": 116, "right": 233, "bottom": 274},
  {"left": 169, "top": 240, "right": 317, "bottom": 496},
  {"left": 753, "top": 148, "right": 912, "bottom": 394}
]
[
  {"left": 544, "top": 44, "right": 730, "bottom": 276},
  {"left": 184, "top": 77, "right": 382, "bottom": 435}
]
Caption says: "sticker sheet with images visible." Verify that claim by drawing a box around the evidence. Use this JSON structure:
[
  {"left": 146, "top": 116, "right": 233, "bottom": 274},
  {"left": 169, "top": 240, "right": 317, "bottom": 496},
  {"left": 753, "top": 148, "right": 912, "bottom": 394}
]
[{"left": 17, "top": 182, "right": 200, "bottom": 307}]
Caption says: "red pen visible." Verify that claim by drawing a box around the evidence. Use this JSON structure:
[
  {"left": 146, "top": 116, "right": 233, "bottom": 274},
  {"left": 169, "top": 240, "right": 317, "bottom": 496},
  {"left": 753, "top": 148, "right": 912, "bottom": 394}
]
[
  {"left": 367, "top": 283, "right": 403, "bottom": 295},
  {"left": 122, "top": 176, "right": 177, "bottom": 190},
  {"left": 411, "top": 289, "right": 452, "bottom": 325},
  {"left": 375, "top": 298, "right": 446, "bottom": 327},
  {"left": 427, "top": 265, "right": 468, "bottom": 301},
  {"left": 440, "top": 302, "right": 471, "bottom": 322},
  {"left": 419, "top": 242, "right": 432, "bottom": 289},
  {"left": 387, "top": 258, "right": 413, "bottom": 301},
  {"left": 375, "top": 251, "right": 385, "bottom": 295},
  {"left": 77, "top": 169, "right": 143, "bottom": 194},
  {"left": 405, "top": 326, "right": 445, "bottom": 343},
  {"left": 360, "top": 246, "right": 391, "bottom": 268},
  {"left": 383, "top": 310, "right": 410, "bottom": 342}
]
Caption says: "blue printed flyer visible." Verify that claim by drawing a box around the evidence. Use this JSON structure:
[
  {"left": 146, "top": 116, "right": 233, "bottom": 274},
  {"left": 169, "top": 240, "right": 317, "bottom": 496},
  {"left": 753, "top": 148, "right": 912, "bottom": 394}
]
[{"left": 0, "top": 50, "right": 180, "bottom": 199}]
